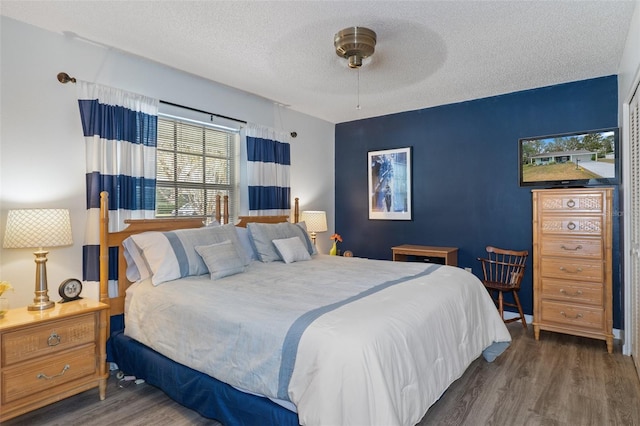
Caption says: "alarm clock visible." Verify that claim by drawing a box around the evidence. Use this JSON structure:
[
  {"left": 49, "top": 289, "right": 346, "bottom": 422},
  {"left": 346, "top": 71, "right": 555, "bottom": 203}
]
[{"left": 59, "top": 278, "right": 83, "bottom": 303}]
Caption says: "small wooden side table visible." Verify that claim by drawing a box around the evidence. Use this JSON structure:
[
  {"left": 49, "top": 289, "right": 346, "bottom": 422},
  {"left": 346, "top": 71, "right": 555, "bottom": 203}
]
[
  {"left": 0, "top": 299, "right": 109, "bottom": 422},
  {"left": 392, "top": 244, "right": 458, "bottom": 266}
]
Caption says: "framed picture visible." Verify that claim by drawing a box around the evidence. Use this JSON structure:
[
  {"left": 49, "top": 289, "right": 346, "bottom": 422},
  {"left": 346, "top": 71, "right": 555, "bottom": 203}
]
[{"left": 368, "top": 147, "right": 412, "bottom": 220}]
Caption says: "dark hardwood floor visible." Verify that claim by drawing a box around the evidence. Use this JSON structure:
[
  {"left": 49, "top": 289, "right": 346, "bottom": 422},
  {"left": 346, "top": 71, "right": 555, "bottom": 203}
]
[{"left": 5, "top": 323, "right": 640, "bottom": 426}]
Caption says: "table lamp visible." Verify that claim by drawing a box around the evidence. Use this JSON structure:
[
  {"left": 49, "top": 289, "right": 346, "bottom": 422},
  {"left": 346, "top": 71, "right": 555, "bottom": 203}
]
[
  {"left": 3, "top": 209, "right": 73, "bottom": 311},
  {"left": 299, "top": 211, "right": 328, "bottom": 245}
]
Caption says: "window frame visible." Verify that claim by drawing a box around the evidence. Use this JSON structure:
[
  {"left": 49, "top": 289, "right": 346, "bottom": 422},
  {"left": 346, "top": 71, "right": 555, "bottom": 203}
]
[{"left": 155, "top": 113, "right": 240, "bottom": 222}]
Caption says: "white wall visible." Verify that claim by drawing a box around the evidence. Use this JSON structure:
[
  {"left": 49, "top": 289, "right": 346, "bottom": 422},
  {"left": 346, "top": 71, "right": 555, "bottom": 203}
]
[
  {"left": 619, "top": 2, "right": 640, "bottom": 356},
  {"left": 618, "top": 3, "right": 640, "bottom": 108},
  {"left": 0, "top": 17, "right": 335, "bottom": 308}
]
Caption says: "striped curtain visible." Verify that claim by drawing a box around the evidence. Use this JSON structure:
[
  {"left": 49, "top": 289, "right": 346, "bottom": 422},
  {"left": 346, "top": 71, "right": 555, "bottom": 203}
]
[
  {"left": 77, "top": 82, "right": 158, "bottom": 295},
  {"left": 245, "top": 124, "right": 291, "bottom": 215}
]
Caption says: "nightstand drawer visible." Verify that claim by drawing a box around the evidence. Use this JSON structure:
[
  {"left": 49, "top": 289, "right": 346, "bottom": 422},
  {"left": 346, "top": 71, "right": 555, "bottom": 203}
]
[
  {"left": 540, "top": 300, "right": 604, "bottom": 330},
  {"left": 540, "top": 257, "right": 603, "bottom": 282},
  {"left": 1, "top": 345, "right": 96, "bottom": 404},
  {"left": 2, "top": 313, "right": 96, "bottom": 367},
  {"left": 540, "top": 237, "right": 602, "bottom": 259},
  {"left": 541, "top": 279, "right": 603, "bottom": 306}
]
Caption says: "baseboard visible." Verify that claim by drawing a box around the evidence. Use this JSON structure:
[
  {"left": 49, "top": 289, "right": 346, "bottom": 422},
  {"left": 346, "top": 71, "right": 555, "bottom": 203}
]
[{"left": 503, "top": 312, "right": 623, "bottom": 343}]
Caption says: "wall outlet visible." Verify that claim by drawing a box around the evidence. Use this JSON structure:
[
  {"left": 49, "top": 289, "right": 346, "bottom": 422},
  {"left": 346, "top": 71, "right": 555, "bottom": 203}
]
[{"left": 464, "top": 267, "right": 472, "bottom": 273}]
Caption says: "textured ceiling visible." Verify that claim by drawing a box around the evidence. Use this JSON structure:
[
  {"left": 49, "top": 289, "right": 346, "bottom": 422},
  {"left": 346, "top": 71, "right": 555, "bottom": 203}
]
[{"left": 1, "top": 1, "right": 636, "bottom": 123}]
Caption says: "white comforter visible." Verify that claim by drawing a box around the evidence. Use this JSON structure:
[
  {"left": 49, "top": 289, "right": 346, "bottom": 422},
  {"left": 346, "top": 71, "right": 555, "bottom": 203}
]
[{"left": 125, "top": 255, "right": 511, "bottom": 426}]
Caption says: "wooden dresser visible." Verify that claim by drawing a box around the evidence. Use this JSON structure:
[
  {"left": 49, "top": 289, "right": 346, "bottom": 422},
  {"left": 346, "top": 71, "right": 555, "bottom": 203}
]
[
  {"left": 0, "top": 299, "right": 109, "bottom": 421},
  {"left": 532, "top": 187, "right": 613, "bottom": 353}
]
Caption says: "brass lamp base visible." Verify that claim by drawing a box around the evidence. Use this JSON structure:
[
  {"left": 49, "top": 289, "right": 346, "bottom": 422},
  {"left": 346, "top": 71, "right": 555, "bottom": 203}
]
[
  {"left": 28, "top": 299, "right": 55, "bottom": 311},
  {"left": 29, "top": 249, "right": 55, "bottom": 311}
]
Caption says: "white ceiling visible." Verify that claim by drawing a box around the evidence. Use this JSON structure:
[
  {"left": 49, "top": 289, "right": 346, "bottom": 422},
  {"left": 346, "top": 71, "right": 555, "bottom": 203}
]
[{"left": 1, "top": 1, "right": 636, "bottom": 124}]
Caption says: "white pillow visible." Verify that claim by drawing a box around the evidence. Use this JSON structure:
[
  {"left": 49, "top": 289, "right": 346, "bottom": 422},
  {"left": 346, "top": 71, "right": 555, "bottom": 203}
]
[
  {"left": 130, "top": 224, "right": 248, "bottom": 286},
  {"left": 122, "top": 236, "right": 151, "bottom": 282},
  {"left": 195, "top": 240, "right": 247, "bottom": 279},
  {"left": 272, "top": 236, "right": 312, "bottom": 264}
]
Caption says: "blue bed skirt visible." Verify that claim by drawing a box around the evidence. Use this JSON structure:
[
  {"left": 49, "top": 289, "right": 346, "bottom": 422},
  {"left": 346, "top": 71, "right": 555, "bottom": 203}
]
[{"left": 109, "top": 321, "right": 299, "bottom": 426}]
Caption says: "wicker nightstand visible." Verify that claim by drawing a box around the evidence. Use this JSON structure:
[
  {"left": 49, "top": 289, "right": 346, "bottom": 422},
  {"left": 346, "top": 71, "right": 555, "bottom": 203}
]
[{"left": 0, "top": 299, "right": 109, "bottom": 421}]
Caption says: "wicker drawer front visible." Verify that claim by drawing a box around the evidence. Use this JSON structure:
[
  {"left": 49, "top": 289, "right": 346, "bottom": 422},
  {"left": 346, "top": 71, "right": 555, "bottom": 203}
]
[
  {"left": 541, "top": 279, "right": 603, "bottom": 306},
  {"left": 538, "top": 192, "right": 604, "bottom": 213},
  {"left": 540, "top": 238, "right": 602, "bottom": 259},
  {"left": 1, "top": 345, "right": 96, "bottom": 404},
  {"left": 540, "top": 216, "right": 603, "bottom": 237},
  {"left": 2, "top": 314, "right": 96, "bottom": 367},
  {"left": 540, "top": 258, "right": 603, "bottom": 282},
  {"left": 540, "top": 300, "right": 604, "bottom": 330}
]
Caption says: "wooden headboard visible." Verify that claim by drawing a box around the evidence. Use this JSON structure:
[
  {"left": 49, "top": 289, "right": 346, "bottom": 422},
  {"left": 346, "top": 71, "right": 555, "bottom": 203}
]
[{"left": 98, "top": 191, "right": 299, "bottom": 316}]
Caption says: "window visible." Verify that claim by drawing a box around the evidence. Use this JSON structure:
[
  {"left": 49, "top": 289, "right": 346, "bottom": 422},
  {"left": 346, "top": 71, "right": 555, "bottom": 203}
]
[{"left": 156, "top": 115, "right": 239, "bottom": 221}]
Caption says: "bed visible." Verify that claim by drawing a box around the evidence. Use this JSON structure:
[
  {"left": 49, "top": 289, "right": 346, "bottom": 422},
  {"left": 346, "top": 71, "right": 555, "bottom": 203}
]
[{"left": 99, "top": 192, "right": 511, "bottom": 426}]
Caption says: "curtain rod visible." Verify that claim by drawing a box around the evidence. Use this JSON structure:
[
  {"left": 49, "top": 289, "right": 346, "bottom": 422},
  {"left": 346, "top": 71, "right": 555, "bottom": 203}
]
[
  {"left": 159, "top": 100, "right": 246, "bottom": 125},
  {"left": 56, "top": 72, "right": 247, "bottom": 124},
  {"left": 57, "top": 72, "right": 297, "bottom": 137}
]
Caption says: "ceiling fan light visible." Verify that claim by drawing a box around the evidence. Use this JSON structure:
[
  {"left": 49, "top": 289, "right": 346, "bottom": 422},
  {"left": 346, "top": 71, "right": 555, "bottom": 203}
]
[{"left": 334, "top": 26, "right": 377, "bottom": 68}]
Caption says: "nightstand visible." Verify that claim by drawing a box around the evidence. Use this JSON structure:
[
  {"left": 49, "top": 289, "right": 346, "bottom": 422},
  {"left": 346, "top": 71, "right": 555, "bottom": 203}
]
[
  {"left": 0, "top": 299, "right": 109, "bottom": 422},
  {"left": 392, "top": 244, "right": 458, "bottom": 266}
]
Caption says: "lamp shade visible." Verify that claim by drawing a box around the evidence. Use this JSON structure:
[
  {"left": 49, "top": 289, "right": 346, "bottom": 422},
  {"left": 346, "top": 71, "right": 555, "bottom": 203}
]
[
  {"left": 3, "top": 209, "right": 73, "bottom": 249},
  {"left": 300, "top": 211, "right": 328, "bottom": 233}
]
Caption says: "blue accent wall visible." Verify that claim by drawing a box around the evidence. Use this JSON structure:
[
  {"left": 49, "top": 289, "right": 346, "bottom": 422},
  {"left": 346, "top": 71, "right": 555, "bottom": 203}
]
[{"left": 335, "top": 76, "right": 622, "bottom": 328}]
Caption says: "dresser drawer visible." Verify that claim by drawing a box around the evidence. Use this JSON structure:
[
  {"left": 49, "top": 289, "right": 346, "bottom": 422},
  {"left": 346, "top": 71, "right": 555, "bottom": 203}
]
[
  {"left": 540, "top": 300, "right": 604, "bottom": 330},
  {"left": 539, "top": 216, "right": 603, "bottom": 237},
  {"left": 540, "top": 257, "right": 603, "bottom": 282},
  {"left": 541, "top": 279, "right": 603, "bottom": 306},
  {"left": 1, "top": 314, "right": 96, "bottom": 367},
  {"left": 537, "top": 192, "right": 604, "bottom": 213},
  {"left": 1, "top": 345, "right": 97, "bottom": 404},
  {"left": 540, "top": 237, "right": 602, "bottom": 259}
]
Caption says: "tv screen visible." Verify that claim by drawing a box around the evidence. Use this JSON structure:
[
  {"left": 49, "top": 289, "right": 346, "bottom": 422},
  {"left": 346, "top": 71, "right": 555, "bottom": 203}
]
[{"left": 519, "top": 127, "right": 619, "bottom": 187}]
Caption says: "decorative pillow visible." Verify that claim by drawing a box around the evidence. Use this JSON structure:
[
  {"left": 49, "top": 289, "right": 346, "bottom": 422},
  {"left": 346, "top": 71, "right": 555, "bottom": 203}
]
[
  {"left": 235, "top": 226, "right": 257, "bottom": 261},
  {"left": 130, "top": 224, "right": 249, "bottom": 286},
  {"left": 272, "top": 237, "right": 312, "bottom": 264},
  {"left": 247, "top": 222, "right": 315, "bottom": 263},
  {"left": 122, "top": 236, "right": 151, "bottom": 282},
  {"left": 195, "top": 240, "right": 247, "bottom": 279}
]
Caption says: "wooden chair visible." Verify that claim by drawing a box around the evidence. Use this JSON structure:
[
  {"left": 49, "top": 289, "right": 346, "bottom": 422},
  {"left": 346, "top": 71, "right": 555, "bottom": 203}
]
[{"left": 478, "top": 246, "right": 528, "bottom": 329}]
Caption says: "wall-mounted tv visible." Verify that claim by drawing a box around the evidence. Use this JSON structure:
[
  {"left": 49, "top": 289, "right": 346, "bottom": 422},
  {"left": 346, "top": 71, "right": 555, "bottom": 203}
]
[{"left": 519, "top": 127, "right": 619, "bottom": 187}]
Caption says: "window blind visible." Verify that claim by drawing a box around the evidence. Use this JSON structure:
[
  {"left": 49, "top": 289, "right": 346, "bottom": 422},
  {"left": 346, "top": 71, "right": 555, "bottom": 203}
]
[{"left": 156, "top": 116, "right": 238, "bottom": 222}]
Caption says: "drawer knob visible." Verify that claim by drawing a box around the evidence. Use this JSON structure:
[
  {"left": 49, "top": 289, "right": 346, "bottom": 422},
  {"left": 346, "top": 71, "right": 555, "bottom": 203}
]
[
  {"left": 560, "top": 244, "right": 582, "bottom": 251},
  {"left": 560, "top": 311, "right": 583, "bottom": 320},
  {"left": 37, "top": 364, "right": 70, "bottom": 380},
  {"left": 567, "top": 199, "right": 576, "bottom": 208},
  {"left": 47, "top": 332, "right": 61, "bottom": 346},
  {"left": 567, "top": 222, "right": 577, "bottom": 231},
  {"left": 560, "top": 288, "right": 583, "bottom": 297},
  {"left": 559, "top": 266, "right": 583, "bottom": 274}
]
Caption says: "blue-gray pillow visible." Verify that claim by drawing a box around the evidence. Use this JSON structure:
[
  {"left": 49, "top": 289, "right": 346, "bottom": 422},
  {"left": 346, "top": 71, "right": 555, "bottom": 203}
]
[
  {"left": 247, "top": 222, "right": 315, "bottom": 263},
  {"left": 195, "top": 240, "right": 248, "bottom": 279}
]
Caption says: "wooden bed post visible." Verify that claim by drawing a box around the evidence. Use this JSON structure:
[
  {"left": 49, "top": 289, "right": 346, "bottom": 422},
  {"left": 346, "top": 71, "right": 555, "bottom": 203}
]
[
  {"left": 214, "top": 194, "right": 230, "bottom": 224},
  {"left": 294, "top": 197, "right": 299, "bottom": 223},
  {"left": 99, "top": 192, "right": 111, "bottom": 345},
  {"left": 215, "top": 194, "right": 221, "bottom": 224},
  {"left": 99, "top": 192, "right": 110, "bottom": 308},
  {"left": 224, "top": 196, "right": 229, "bottom": 224}
]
